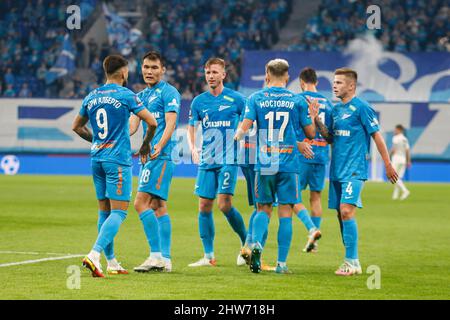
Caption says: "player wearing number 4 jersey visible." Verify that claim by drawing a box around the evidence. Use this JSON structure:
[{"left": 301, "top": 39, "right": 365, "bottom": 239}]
[
  {"left": 130, "top": 51, "right": 181, "bottom": 273},
  {"left": 313, "top": 68, "right": 398, "bottom": 276},
  {"left": 235, "top": 59, "right": 316, "bottom": 274},
  {"left": 72, "top": 55, "right": 157, "bottom": 277},
  {"left": 187, "top": 58, "right": 248, "bottom": 267}
]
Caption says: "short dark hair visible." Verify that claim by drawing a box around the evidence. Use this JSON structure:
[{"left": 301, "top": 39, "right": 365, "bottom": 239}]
[
  {"left": 299, "top": 67, "right": 317, "bottom": 84},
  {"left": 395, "top": 124, "right": 405, "bottom": 132},
  {"left": 205, "top": 57, "right": 226, "bottom": 70},
  {"left": 334, "top": 68, "right": 358, "bottom": 82},
  {"left": 142, "top": 51, "right": 165, "bottom": 67},
  {"left": 103, "top": 55, "right": 128, "bottom": 76}
]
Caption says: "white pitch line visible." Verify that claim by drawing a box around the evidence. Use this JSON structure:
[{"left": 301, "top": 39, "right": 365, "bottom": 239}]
[
  {"left": 0, "top": 251, "right": 77, "bottom": 256},
  {"left": 0, "top": 254, "right": 85, "bottom": 268}
]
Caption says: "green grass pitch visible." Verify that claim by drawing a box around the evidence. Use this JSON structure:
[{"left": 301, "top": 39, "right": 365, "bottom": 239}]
[{"left": 0, "top": 175, "right": 449, "bottom": 300}]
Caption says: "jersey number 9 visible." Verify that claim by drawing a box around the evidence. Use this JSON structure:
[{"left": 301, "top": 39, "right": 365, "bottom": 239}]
[{"left": 96, "top": 108, "right": 108, "bottom": 139}]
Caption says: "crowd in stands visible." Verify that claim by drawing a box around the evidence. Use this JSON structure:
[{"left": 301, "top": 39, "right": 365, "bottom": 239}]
[
  {"left": 1, "top": 0, "right": 448, "bottom": 98},
  {"left": 288, "top": 0, "right": 449, "bottom": 52}
]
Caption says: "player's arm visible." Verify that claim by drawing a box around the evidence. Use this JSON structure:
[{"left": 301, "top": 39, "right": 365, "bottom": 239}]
[
  {"left": 72, "top": 115, "right": 93, "bottom": 143},
  {"left": 234, "top": 118, "right": 254, "bottom": 141},
  {"left": 187, "top": 124, "right": 200, "bottom": 164},
  {"left": 313, "top": 115, "right": 333, "bottom": 144},
  {"left": 297, "top": 141, "right": 314, "bottom": 159},
  {"left": 129, "top": 114, "right": 141, "bottom": 136},
  {"left": 135, "top": 109, "right": 157, "bottom": 163},
  {"left": 151, "top": 112, "right": 177, "bottom": 160},
  {"left": 372, "top": 131, "right": 399, "bottom": 184}
]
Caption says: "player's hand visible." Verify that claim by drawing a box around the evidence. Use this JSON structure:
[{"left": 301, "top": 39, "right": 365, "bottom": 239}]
[
  {"left": 150, "top": 144, "right": 161, "bottom": 160},
  {"left": 298, "top": 141, "right": 314, "bottom": 159},
  {"left": 385, "top": 162, "right": 399, "bottom": 184},
  {"left": 191, "top": 147, "right": 200, "bottom": 164},
  {"left": 136, "top": 143, "right": 151, "bottom": 164},
  {"left": 306, "top": 97, "right": 319, "bottom": 119}
]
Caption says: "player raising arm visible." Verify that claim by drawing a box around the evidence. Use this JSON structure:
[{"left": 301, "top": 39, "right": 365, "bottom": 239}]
[
  {"left": 72, "top": 55, "right": 156, "bottom": 277},
  {"left": 313, "top": 68, "right": 398, "bottom": 276}
]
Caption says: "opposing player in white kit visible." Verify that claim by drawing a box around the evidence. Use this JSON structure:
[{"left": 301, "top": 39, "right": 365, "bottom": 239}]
[{"left": 390, "top": 124, "right": 411, "bottom": 200}]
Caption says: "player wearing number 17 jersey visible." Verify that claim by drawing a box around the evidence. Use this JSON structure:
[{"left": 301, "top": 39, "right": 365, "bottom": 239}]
[
  {"left": 236, "top": 59, "right": 316, "bottom": 274},
  {"left": 72, "top": 55, "right": 157, "bottom": 277},
  {"left": 314, "top": 68, "right": 398, "bottom": 276}
]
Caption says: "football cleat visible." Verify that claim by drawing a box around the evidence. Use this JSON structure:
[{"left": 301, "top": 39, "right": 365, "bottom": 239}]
[
  {"left": 82, "top": 256, "right": 105, "bottom": 278},
  {"left": 188, "top": 257, "right": 217, "bottom": 267},
  {"left": 335, "top": 261, "right": 362, "bottom": 276},
  {"left": 275, "top": 264, "right": 292, "bottom": 274},
  {"left": 134, "top": 257, "right": 165, "bottom": 272},
  {"left": 249, "top": 243, "right": 262, "bottom": 273},
  {"left": 106, "top": 261, "right": 128, "bottom": 275},
  {"left": 304, "top": 228, "right": 322, "bottom": 253},
  {"left": 238, "top": 246, "right": 251, "bottom": 266},
  {"left": 302, "top": 241, "right": 319, "bottom": 253},
  {"left": 400, "top": 190, "right": 410, "bottom": 201},
  {"left": 162, "top": 260, "right": 172, "bottom": 273},
  {"left": 261, "top": 261, "right": 276, "bottom": 272}
]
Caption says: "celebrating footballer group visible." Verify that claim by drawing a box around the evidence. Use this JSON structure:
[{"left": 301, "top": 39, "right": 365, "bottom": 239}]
[{"left": 72, "top": 51, "right": 398, "bottom": 278}]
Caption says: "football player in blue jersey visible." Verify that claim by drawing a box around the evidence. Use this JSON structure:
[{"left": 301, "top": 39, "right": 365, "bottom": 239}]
[
  {"left": 72, "top": 55, "right": 157, "bottom": 277},
  {"left": 313, "top": 68, "right": 398, "bottom": 276},
  {"left": 294, "top": 67, "right": 334, "bottom": 253},
  {"left": 129, "top": 51, "right": 181, "bottom": 273},
  {"left": 235, "top": 59, "right": 317, "bottom": 274},
  {"left": 187, "top": 58, "right": 248, "bottom": 267}
]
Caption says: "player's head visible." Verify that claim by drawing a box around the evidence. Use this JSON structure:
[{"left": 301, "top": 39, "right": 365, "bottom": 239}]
[
  {"left": 394, "top": 124, "right": 405, "bottom": 135},
  {"left": 204, "top": 58, "right": 226, "bottom": 90},
  {"left": 265, "top": 59, "right": 289, "bottom": 86},
  {"left": 299, "top": 67, "right": 318, "bottom": 92},
  {"left": 142, "top": 51, "right": 166, "bottom": 87},
  {"left": 103, "top": 55, "right": 129, "bottom": 86},
  {"left": 333, "top": 68, "right": 357, "bottom": 100}
]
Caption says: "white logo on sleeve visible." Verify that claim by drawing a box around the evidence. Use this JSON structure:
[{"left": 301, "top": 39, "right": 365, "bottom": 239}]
[{"left": 168, "top": 98, "right": 179, "bottom": 108}]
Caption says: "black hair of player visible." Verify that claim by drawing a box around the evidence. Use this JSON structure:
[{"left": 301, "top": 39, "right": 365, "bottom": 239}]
[
  {"left": 299, "top": 67, "right": 318, "bottom": 84},
  {"left": 103, "top": 55, "right": 128, "bottom": 76},
  {"left": 142, "top": 51, "right": 165, "bottom": 67}
]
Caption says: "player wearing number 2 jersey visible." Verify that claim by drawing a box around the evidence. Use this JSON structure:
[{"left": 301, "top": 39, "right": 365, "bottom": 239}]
[
  {"left": 236, "top": 59, "right": 316, "bottom": 274},
  {"left": 187, "top": 58, "right": 248, "bottom": 268},
  {"left": 314, "top": 68, "right": 398, "bottom": 276},
  {"left": 72, "top": 55, "right": 157, "bottom": 277}
]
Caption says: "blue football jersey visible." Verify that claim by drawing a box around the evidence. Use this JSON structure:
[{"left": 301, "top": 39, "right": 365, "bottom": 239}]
[
  {"left": 297, "top": 91, "right": 333, "bottom": 165},
  {"left": 330, "top": 96, "right": 380, "bottom": 181},
  {"left": 238, "top": 111, "right": 257, "bottom": 167},
  {"left": 79, "top": 83, "right": 145, "bottom": 166},
  {"left": 244, "top": 86, "right": 312, "bottom": 173},
  {"left": 189, "top": 87, "right": 246, "bottom": 169},
  {"left": 138, "top": 80, "right": 181, "bottom": 161}
]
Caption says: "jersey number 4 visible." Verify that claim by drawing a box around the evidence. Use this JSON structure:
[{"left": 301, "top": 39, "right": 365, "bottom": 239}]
[{"left": 265, "top": 111, "right": 289, "bottom": 142}]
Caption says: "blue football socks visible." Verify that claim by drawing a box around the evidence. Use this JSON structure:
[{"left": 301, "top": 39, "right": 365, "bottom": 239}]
[
  {"left": 277, "top": 217, "right": 293, "bottom": 263},
  {"left": 223, "top": 207, "right": 247, "bottom": 246},
  {"left": 93, "top": 209, "right": 127, "bottom": 254},
  {"left": 199, "top": 211, "right": 215, "bottom": 256},
  {"left": 139, "top": 209, "right": 161, "bottom": 254}
]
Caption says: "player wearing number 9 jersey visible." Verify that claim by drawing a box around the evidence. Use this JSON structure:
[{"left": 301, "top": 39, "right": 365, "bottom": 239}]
[
  {"left": 236, "top": 59, "right": 316, "bottom": 274},
  {"left": 72, "top": 55, "right": 157, "bottom": 278},
  {"left": 314, "top": 68, "right": 398, "bottom": 276}
]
